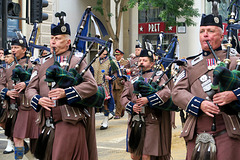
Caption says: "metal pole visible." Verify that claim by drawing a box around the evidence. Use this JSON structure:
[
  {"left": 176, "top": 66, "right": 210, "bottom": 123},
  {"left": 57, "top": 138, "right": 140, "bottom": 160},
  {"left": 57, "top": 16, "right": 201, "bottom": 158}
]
[{"left": 2, "top": 0, "right": 8, "bottom": 48}]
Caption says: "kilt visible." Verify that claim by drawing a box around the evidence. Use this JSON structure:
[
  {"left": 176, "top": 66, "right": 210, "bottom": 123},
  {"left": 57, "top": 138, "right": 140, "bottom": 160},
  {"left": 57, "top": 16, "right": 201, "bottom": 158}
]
[
  {"left": 52, "top": 121, "right": 88, "bottom": 160},
  {"left": 13, "top": 107, "right": 40, "bottom": 139}
]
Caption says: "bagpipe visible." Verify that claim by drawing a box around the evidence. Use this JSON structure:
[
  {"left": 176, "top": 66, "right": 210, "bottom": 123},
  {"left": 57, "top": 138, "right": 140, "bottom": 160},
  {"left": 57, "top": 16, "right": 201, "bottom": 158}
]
[
  {"left": 206, "top": 41, "right": 240, "bottom": 115},
  {"left": 129, "top": 68, "right": 145, "bottom": 156},
  {"left": 4, "top": 29, "right": 37, "bottom": 137},
  {"left": 203, "top": 0, "right": 240, "bottom": 115},
  {"left": 156, "top": 34, "right": 179, "bottom": 77},
  {"left": 225, "top": 0, "right": 240, "bottom": 55},
  {"left": 44, "top": 7, "right": 112, "bottom": 109},
  {"left": 129, "top": 57, "right": 186, "bottom": 155},
  {"left": 35, "top": 7, "right": 111, "bottom": 159},
  {"left": 28, "top": 23, "right": 51, "bottom": 55},
  {"left": 132, "top": 36, "right": 183, "bottom": 111},
  {"left": 11, "top": 23, "right": 41, "bottom": 83}
]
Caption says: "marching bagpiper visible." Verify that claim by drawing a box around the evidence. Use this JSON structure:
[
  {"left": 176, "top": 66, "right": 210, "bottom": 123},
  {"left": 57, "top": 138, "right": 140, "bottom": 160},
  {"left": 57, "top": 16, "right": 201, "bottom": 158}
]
[
  {"left": 172, "top": 12, "right": 240, "bottom": 160},
  {"left": 25, "top": 12, "right": 98, "bottom": 160},
  {"left": 0, "top": 37, "right": 39, "bottom": 159}
]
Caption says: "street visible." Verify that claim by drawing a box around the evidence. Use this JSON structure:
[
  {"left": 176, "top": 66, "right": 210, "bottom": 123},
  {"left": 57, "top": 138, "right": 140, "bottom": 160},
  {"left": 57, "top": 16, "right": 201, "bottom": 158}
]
[{"left": 0, "top": 112, "right": 186, "bottom": 160}]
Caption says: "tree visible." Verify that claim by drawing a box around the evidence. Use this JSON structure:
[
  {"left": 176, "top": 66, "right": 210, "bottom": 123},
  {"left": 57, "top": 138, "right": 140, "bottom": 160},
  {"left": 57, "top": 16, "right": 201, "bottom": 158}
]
[
  {"left": 128, "top": 0, "right": 199, "bottom": 27},
  {"left": 94, "top": 0, "right": 128, "bottom": 50},
  {"left": 94, "top": 0, "right": 199, "bottom": 50}
]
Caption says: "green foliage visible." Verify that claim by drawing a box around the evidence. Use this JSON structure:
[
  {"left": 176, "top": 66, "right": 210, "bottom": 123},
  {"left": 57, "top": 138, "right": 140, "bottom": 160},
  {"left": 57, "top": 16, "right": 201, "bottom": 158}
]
[
  {"left": 108, "top": 13, "right": 113, "bottom": 18},
  {"left": 122, "top": 5, "right": 128, "bottom": 12},
  {"left": 128, "top": 0, "right": 200, "bottom": 27},
  {"left": 93, "top": 0, "right": 129, "bottom": 16},
  {"left": 93, "top": 0, "right": 103, "bottom": 15}
]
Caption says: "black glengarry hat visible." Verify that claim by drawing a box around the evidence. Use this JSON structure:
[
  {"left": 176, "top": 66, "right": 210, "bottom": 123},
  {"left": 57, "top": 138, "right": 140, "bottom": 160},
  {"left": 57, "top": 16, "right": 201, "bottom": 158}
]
[
  {"left": 140, "top": 49, "right": 153, "bottom": 59},
  {"left": 51, "top": 11, "right": 71, "bottom": 36},
  {"left": 11, "top": 38, "right": 27, "bottom": 48},
  {"left": 200, "top": 14, "right": 223, "bottom": 29},
  {"left": 4, "top": 49, "right": 11, "bottom": 56}
]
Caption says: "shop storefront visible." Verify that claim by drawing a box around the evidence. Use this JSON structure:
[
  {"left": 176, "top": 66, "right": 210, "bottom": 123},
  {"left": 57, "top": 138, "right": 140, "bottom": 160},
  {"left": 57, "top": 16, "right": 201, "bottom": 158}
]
[{"left": 138, "top": 22, "right": 176, "bottom": 51}]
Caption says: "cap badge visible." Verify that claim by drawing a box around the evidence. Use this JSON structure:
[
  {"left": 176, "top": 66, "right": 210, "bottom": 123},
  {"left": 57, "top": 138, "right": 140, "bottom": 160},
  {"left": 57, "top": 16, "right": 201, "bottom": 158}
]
[
  {"left": 19, "top": 40, "right": 23, "bottom": 44},
  {"left": 61, "top": 26, "right": 67, "bottom": 33},
  {"left": 148, "top": 51, "right": 152, "bottom": 56},
  {"left": 214, "top": 17, "right": 219, "bottom": 24}
]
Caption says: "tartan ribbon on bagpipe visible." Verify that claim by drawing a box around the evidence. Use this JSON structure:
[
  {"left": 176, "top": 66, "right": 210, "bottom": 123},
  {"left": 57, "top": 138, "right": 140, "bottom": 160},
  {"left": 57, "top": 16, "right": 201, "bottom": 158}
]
[
  {"left": 74, "top": 86, "right": 105, "bottom": 108},
  {"left": 45, "top": 61, "right": 105, "bottom": 108},
  {"left": 211, "top": 62, "right": 240, "bottom": 113},
  {"left": 133, "top": 76, "right": 178, "bottom": 111},
  {"left": 12, "top": 64, "right": 32, "bottom": 82},
  {"left": 133, "top": 77, "right": 158, "bottom": 96},
  {"left": 45, "top": 61, "right": 83, "bottom": 88},
  {"left": 212, "top": 62, "right": 240, "bottom": 91}
]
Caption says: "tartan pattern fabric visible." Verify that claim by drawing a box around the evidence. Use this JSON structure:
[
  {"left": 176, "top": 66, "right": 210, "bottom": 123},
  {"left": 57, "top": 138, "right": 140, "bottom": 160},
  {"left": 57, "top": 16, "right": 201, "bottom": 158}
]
[
  {"left": 212, "top": 64, "right": 240, "bottom": 92},
  {"left": 45, "top": 61, "right": 104, "bottom": 108},
  {"left": 212, "top": 62, "right": 240, "bottom": 113},
  {"left": 156, "top": 97, "right": 179, "bottom": 111},
  {"left": 45, "top": 62, "right": 83, "bottom": 88},
  {"left": 12, "top": 64, "right": 31, "bottom": 82},
  {"left": 133, "top": 77, "right": 158, "bottom": 97},
  {"left": 133, "top": 77, "right": 178, "bottom": 111},
  {"left": 75, "top": 86, "right": 105, "bottom": 108}
]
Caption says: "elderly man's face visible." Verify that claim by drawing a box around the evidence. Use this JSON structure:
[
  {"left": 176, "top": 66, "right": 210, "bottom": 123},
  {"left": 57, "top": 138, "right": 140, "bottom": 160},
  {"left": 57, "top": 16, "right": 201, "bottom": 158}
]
[
  {"left": 50, "top": 34, "right": 71, "bottom": 55},
  {"left": 199, "top": 26, "right": 224, "bottom": 51}
]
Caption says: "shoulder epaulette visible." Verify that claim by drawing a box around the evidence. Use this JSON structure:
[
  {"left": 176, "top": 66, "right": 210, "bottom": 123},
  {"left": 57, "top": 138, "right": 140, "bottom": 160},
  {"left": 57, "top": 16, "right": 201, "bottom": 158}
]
[
  {"left": 41, "top": 54, "right": 52, "bottom": 64},
  {"left": 186, "top": 53, "right": 202, "bottom": 60}
]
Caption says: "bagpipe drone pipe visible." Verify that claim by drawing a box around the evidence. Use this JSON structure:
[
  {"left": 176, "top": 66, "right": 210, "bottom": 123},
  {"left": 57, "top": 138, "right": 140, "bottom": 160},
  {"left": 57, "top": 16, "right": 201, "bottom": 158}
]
[
  {"left": 133, "top": 59, "right": 186, "bottom": 111},
  {"left": 205, "top": 1, "right": 240, "bottom": 115},
  {"left": 133, "top": 37, "right": 183, "bottom": 111},
  {"left": 11, "top": 30, "right": 36, "bottom": 83},
  {"left": 206, "top": 41, "right": 240, "bottom": 115},
  {"left": 11, "top": 20, "right": 48, "bottom": 83},
  {"left": 5, "top": 30, "right": 35, "bottom": 137},
  {"left": 128, "top": 68, "right": 145, "bottom": 156},
  {"left": 156, "top": 34, "right": 179, "bottom": 78},
  {"left": 44, "top": 7, "right": 112, "bottom": 108}
]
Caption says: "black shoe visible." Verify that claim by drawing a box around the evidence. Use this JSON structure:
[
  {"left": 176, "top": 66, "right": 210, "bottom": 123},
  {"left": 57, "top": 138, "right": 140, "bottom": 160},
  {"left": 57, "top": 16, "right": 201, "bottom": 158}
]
[
  {"left": 24, "top": 141, "right": 29, "bottom": 154},
  {"left": 100, "top": 126, "right": 108, "bottom": 130},
  {"left": 3, "top": 150, "right": 14, "bottom": 154}
]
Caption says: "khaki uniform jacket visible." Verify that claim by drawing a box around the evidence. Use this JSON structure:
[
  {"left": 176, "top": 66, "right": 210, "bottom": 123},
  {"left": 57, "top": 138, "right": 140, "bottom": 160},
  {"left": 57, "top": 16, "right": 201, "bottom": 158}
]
[
  {"left": 25, "top": 50, "right": 98, "bottom": 160},
  {"left": 0, "top": 58, "right": 32, "bottom": 110},
  {"left": 172, "top": 50, "right": 240, "bottom": 141},
  {"left": 0, "top": 58, "right": 39, "bottom": 139},
  {"left": 121, "top": 71, "right": 172, "bottom": 157}
]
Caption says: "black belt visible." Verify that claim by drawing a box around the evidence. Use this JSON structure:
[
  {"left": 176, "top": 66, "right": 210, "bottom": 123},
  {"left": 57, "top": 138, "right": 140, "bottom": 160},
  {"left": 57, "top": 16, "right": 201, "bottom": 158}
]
[{"left": 213, "top": 130, "right": 227, "bottom": 138}]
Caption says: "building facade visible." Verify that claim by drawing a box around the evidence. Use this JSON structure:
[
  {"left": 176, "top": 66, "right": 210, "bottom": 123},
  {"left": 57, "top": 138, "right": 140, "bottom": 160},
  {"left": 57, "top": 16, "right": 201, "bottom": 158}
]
[{"left": 0, "top": 0, "right": 234, "bottom": 60}]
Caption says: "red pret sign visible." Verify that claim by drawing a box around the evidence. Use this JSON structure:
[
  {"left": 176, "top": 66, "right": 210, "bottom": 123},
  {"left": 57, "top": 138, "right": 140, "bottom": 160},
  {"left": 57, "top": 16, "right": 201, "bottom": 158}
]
[{"left": 138, "top": 22, "right": 176, "bottom": 34}]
